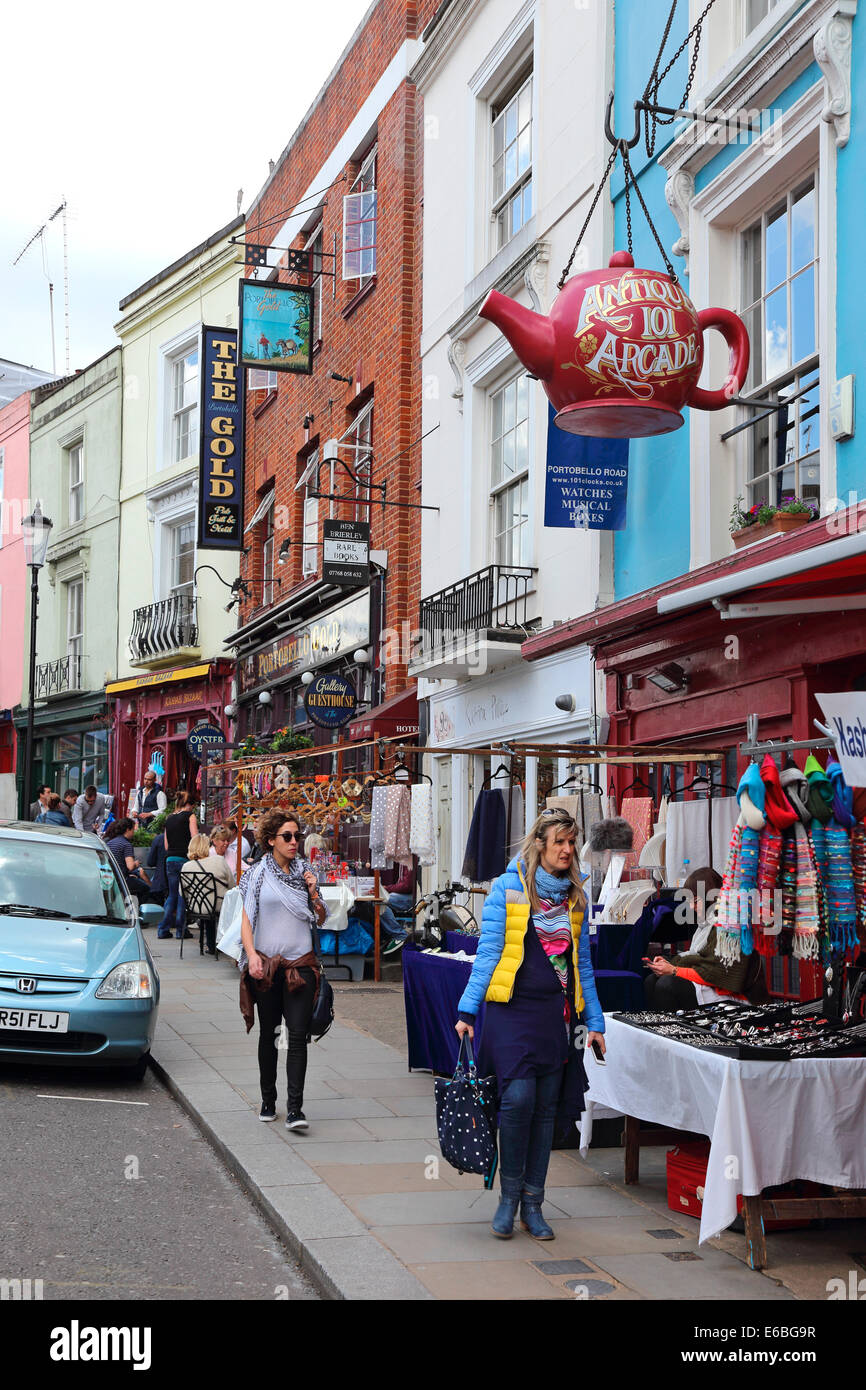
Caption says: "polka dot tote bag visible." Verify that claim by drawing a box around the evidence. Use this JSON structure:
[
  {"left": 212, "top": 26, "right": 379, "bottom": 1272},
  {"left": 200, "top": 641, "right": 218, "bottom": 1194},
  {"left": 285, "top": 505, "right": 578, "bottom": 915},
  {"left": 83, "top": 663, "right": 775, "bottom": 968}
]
[{"left": 434, "top": 1035, "right": 498, "bottom": 1187}]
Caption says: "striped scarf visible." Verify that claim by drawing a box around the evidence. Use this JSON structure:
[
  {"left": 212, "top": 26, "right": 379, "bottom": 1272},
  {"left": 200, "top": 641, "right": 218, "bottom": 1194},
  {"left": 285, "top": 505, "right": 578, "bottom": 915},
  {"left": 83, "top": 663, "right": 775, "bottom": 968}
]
[{"left": 715, "top": 822, "right": 760, "bottom": 964}]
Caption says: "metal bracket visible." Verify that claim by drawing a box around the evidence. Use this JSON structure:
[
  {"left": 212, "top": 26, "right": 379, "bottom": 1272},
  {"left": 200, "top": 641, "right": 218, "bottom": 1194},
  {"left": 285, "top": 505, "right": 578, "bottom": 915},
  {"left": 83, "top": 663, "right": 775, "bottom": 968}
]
[{"left": 604, "top": 92, "right": 641, "bottom": 151}]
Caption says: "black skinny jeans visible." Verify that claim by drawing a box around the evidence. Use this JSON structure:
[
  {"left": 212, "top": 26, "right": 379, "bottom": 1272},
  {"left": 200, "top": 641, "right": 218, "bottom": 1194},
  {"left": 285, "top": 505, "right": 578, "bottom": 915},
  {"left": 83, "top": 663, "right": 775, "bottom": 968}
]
[
  {"left": 254, "top": 966, "right": 317, "bottom": 1110},
  {"left": 644, "top": 972, "right": 699, "bottom": 1011}
]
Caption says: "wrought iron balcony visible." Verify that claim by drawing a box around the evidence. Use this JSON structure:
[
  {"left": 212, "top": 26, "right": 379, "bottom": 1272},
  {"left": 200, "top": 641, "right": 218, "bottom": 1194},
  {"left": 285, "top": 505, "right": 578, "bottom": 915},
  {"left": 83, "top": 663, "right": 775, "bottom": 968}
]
[
  {"left": 35, "top": 655, "right": 82, "bottom": 700},
  {"left": 412, "top": 564, "right": 537, "bottom": 677},
  {"left": 129, "top": 593, "right": 198, "bottom": 666}
]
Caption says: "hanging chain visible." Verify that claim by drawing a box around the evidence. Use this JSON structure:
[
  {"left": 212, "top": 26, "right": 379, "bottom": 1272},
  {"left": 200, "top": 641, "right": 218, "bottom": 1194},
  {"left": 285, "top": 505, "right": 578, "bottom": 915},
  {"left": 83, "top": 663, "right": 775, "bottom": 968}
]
[
  {"left": 643, "top": 0, "right": 719, "bottom": 157},
  {"left": 557, "top": 144, "right": 619, "bottom": 289},
  {"left": 624, "top": 164, "right": 633, "bottom": 258},
  {"left": 621, "top": 146, "right": 678, "bottom": 282}
]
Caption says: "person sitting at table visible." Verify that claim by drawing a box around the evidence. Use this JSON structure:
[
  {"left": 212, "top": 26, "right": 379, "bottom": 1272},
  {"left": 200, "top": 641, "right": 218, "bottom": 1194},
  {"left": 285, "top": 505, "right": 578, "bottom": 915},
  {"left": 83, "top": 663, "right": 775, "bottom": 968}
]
[
  {"left": 644, "top": 866, "right": 769, "bottom": 1010},
  {"left": 381, "top": 861, "right": 415, "bottom": 917},
  {"left": 182, "top": 834, "right": 235, "bottom": 955},
  {"left": 455, "top": 807, "right": 605, "bottom": 1241}
]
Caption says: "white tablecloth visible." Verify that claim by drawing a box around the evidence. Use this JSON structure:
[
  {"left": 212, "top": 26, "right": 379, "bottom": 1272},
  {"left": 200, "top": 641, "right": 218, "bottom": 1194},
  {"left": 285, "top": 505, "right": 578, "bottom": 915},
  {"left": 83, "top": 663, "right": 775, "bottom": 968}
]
[
  {"left": 318, "top": 883, "right": 354, "bottom": 933},
  {"left": 581, "top": 1014, "right": 866, "bottom": 1243}
]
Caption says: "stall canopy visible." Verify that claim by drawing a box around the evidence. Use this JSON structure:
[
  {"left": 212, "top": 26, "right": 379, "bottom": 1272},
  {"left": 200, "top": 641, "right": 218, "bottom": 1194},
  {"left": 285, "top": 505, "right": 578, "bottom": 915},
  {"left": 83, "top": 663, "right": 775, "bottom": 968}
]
[{"left": 347, "top": 687, "right": 419, "bottom": 742}]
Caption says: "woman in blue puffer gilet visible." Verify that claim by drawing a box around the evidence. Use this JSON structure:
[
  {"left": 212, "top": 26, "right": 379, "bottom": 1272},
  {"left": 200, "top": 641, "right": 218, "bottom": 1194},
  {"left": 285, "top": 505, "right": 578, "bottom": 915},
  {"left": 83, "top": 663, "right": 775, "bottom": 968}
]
[{"left": 456, "top": 807, "right": 605, "bottom": 1240}]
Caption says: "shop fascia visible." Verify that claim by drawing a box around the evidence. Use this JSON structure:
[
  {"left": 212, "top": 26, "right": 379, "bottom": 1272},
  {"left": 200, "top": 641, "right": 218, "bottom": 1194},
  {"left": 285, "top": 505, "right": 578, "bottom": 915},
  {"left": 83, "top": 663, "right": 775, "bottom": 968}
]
[
  {"left": 424, "top": 647, "right": 593, "bottom": 749},
  {"left": 239, "top": 591, "right": 370, "bottom": 697}
]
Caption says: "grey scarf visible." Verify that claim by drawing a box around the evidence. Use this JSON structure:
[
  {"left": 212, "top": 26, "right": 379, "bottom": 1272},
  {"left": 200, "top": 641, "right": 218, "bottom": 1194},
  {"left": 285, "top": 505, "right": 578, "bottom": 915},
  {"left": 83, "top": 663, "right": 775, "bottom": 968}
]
[{"left": 240, "top": 853, "right": 315, "bottom": 941}]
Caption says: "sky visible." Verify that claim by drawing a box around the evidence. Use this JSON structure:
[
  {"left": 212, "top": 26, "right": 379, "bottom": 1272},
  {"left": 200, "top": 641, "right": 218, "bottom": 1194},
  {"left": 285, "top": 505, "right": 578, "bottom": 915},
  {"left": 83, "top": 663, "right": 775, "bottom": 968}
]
[{"left": 2, "top": 0, "right": 372, "bottom": 376}]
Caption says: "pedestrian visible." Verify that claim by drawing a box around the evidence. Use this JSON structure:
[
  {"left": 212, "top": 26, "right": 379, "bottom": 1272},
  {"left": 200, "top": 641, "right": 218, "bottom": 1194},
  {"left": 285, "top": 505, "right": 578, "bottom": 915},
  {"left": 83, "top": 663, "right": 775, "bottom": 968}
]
[
  {"left": 146, "top": 833, "right": 169, "bottom": 905},
  {"left": 130, "top": 769, "right": 167, "bottom": 830},
  {"left": 644, "top": 866, "right": 769, "bottom": 1009},
  {"left": 72, "top": 785, "right": 108, "bottom": 834},
  {"left": 157, "top": 791, "right": 198, "bottom": 940},
  {"left": 223, "top": 818, "right": 255, "bottom": 878},
  {"left": 29, "top": 785, "right": 52, "bottom": 821},
  {"left": 104, "top": 818, "right": 152, "bottom": 904},
  {"left": 455, "top": 807, "right": 605, "bottom": 1241},
  {"left": 182, "top": 833, "right": 235, "bottom": 954},
  {"left": 60, "top": 789, "right": 79, "bottom": 826},
  {"left": 36, "top": 793, "right": 71, "bottom": 827},
  {"left": 238, "top": 810, "right": 328, "bottom": 1129}
]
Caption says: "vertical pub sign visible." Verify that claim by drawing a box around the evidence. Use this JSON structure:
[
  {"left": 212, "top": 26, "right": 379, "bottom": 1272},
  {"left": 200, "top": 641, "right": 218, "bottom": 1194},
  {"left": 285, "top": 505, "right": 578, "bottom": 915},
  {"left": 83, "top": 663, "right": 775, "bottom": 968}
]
[{"left": 198, "top": 326, "right": 245, "bottom": 549}]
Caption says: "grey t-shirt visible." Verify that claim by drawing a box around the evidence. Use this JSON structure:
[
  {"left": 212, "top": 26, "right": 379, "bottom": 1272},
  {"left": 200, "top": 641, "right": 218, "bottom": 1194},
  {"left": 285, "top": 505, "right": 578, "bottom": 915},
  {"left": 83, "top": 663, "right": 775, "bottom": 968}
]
[{"left": 253, "top": 877, "right": 313, "bottom": 959}]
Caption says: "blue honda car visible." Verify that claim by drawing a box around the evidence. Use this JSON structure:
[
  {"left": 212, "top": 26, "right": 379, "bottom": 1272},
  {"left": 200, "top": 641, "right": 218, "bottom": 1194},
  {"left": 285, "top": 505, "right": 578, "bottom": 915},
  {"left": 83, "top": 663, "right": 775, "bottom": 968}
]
[{"left": 0, "top": 822, "right": 159, "bottom": 1080}]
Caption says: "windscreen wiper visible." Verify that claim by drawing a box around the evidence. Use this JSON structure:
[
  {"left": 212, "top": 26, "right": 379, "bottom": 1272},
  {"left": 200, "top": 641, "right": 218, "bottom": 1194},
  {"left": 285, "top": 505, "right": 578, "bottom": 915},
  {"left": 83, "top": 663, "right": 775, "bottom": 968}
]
[
  {"left": 0, "top": 904, "right": 72, "bottom": 918},
  {"left": 72, "top": 914, "right": 129, "bottom": 924}
]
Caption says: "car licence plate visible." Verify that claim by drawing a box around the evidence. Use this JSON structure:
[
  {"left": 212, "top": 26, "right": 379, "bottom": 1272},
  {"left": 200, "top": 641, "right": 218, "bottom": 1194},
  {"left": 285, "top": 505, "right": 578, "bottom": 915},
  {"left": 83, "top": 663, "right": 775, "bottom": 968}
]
[{"left": 0, "top": 1008, "right": 70, "bottom": 1033}]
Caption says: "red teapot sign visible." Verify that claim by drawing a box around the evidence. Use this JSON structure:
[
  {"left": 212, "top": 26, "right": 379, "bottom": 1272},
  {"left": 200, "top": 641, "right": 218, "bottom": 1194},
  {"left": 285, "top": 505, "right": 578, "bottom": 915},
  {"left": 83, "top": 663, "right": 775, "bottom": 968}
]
[{"left": 480, "top": 251, "right": 749, "bottom": 438}]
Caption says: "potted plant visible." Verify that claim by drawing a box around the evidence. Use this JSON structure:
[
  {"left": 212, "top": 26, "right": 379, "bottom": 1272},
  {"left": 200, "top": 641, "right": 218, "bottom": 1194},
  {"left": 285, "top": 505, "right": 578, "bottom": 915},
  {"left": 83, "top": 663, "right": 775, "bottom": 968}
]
[
  {"left": 269, "top": 726, "right": 315, "bottom": 754},
  {"left": 730, "top": 495, "right": 817, "bottom": 548}
]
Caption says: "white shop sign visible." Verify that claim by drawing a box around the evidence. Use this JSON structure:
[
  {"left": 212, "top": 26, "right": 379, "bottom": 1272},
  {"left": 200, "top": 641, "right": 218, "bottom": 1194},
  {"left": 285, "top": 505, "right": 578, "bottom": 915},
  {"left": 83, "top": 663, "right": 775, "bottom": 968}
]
[
  {"left": 427, "top": 647, "right": 592, "bottom": 748},
  {"left": 817, "top": 692, "right": 866, "bottom": 788}
]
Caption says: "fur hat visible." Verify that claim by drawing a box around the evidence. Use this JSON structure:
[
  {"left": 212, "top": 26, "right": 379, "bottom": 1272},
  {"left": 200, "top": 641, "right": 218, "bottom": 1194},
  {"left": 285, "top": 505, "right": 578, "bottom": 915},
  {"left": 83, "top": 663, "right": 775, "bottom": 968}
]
[{"left": 589, "top": 817, "right": 634, "bottom": 853}]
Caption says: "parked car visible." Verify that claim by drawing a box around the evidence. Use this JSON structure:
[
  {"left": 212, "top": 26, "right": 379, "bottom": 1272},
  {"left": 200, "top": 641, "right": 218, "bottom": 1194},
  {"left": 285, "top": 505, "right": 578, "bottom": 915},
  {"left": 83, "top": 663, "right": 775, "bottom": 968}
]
[{"left": 0, "top": 822, "right": 159, "bottom": 1080}]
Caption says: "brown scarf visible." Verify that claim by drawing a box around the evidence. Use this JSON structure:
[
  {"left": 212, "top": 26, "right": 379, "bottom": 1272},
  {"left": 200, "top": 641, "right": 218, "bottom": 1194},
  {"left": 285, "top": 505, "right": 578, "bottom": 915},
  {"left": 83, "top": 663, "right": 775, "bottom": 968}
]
[{"left": 239, "top": 949, "right": 321, "bottom": 1033}]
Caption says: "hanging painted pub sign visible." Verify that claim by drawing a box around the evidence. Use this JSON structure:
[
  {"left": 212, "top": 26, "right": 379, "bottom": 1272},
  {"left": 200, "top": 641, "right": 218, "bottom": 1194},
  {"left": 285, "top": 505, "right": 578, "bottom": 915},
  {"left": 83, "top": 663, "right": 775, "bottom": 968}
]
[
  {"left": 480, "top": 252, "right": 750, "bottom": 440},
  {"left": 238, "top": 280, "right": 313, "bottom": 376},
  {"left": 544, "top": 405, "right": 629, "bottom": 531},
  {"left": 303, "top": 673, "right": 358, "bottom": 729},
  {"left": 198, "top": 327, "right": 245, "bottom": 550}
]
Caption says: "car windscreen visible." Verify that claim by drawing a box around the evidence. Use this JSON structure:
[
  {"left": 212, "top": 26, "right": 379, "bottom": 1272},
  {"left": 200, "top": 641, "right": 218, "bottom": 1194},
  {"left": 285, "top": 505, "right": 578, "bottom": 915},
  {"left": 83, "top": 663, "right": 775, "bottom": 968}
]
[{"left": 0, "top": 840, "right": 130, "bottom": 923}]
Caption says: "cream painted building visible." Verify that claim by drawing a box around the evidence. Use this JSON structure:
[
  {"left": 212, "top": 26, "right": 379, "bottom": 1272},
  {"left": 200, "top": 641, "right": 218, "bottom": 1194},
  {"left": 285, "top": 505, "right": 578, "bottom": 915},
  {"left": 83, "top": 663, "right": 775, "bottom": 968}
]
[
  {"left": 110, "top": 217, "right": 244, "bottom": 802},
  {"left": 409, "top": 0, "right": 613, "bottom": 881}
]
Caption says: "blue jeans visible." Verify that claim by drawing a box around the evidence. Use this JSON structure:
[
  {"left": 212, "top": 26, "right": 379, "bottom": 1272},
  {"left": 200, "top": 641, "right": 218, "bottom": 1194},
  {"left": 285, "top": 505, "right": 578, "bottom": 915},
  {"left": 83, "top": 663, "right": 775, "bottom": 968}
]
[
  {"left": 387, "top": 892, "right": 414, "bottom": 916},
  {"left": 158, "top": 857, "right": 187, "bottom": 937},
  {"left": 379, "top": 905, "right": 407, "bottom": 942},
  {"left": 498, "top": 1069, "right": 562, "bottom": 1198}
]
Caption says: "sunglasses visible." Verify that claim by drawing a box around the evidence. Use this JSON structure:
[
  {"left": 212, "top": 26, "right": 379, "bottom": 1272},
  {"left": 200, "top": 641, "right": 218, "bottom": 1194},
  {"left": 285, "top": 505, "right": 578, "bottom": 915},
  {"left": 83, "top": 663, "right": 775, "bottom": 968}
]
[
  {"left": 276, "top": 831, "right": 302, "bottom": 843},
  {"left": 539, "top": 809, "right": 577, "bottom": 824}
]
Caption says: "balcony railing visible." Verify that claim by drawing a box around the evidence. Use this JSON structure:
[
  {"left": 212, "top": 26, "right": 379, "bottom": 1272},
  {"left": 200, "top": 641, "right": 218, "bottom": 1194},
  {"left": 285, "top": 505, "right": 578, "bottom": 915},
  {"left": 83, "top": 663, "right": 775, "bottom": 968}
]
[
  {"left": 417, "top": 564, "right": 536, "bottom": 661},
  {"left": 129, "top": 593, "right": 198, "bottom": 664},
  {"left": 35, "top": 655, "right": 82, "bottom": 700}
]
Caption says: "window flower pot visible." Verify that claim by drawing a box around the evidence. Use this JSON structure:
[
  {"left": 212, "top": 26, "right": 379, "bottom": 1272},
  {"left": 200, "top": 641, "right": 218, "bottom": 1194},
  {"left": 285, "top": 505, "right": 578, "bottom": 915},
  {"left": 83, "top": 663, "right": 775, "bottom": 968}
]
[
  {"left": 731, "top": 512, "right": 813, "bottom": 548},
  {"left": 772, "top": 511, "right": 812, "bottom": 534},
  {"left": 731, "top": 522, "right": 773, "bottom": 548}
]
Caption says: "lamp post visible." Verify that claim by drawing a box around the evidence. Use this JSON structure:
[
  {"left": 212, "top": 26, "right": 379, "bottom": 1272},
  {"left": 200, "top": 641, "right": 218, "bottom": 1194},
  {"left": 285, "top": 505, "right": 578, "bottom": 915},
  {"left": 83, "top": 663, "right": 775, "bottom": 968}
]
[{"left": 21, "top": 504, "right": 53, "bottom": 817}]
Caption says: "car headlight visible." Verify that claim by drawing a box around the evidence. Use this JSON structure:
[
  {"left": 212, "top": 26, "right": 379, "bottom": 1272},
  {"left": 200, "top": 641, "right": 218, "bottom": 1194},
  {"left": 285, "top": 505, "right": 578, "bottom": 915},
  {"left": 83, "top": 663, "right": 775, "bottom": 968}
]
[{"left": 95, "top": 961, "right": 154, "bottom": 999}]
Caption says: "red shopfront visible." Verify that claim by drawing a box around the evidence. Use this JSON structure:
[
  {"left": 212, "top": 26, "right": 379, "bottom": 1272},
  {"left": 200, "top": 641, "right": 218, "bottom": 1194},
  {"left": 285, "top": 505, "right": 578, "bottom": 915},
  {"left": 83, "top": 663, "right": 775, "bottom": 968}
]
[
  {"left": 522, "top": 510, "right": 866, "bottom": 998},
  {"left": 106, "top": 661, "right": 233, "bottom": 812}
]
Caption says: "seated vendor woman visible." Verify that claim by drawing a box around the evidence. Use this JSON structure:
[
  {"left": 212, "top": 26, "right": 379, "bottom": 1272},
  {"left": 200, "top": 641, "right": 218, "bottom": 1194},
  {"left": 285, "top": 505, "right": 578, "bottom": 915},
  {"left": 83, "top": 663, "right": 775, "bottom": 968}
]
[
  {"left": 455, "top": 808, "right": 605, "bottom": 1241},
  {"left": 645, "top": 866, "right": 769, "bottom": 1010}
]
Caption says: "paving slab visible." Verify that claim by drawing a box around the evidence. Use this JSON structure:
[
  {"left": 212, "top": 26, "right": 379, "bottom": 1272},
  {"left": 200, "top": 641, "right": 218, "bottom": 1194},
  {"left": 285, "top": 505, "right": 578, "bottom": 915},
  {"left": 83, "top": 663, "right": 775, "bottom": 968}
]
[
  {"left": 300, "top": 1097, "right": 394, "bottom": 1121},
  {"left": 593, "top": 1249, "right": 795, "bottom": 1300},
  {"left": 411, "top": 1259, "right": 571, "bottom": 1300},
  {"left": 356, "top": 1115, "right": 440, "bottom": 1141},
  {"left": 346, "top": 1189, "right": 569, "bottom": 1226},
  {"left": 371, "top": 1221, "right": 547, "bottom": 1263},
  {"left": 313, "top": 1163, "right": 469, "bottom": 1195},
  {"left": 297, "top": 1139, "right": 438, "bottom": 1167}
]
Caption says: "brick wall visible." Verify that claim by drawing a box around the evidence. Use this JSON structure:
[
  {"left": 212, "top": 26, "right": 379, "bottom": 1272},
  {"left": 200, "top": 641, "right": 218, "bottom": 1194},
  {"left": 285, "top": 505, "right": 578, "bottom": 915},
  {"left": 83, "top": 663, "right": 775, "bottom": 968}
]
[{"left": 240, "top": 0, "right": 438, "bottom": 701}]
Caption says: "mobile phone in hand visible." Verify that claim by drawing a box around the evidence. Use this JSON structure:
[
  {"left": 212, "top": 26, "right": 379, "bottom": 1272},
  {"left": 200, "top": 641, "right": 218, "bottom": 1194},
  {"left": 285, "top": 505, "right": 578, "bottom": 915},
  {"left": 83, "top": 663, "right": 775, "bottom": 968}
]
[{"left": 590, "top": 1038, "right": 606, "bottom": 1065}]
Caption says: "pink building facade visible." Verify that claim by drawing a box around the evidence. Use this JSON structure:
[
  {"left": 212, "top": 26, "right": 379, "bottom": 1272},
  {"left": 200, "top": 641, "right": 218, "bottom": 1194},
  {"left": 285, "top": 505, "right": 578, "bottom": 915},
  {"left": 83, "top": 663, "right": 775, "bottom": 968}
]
[{"left": 0, "top": 392, "right": 30, "bottom": 816}]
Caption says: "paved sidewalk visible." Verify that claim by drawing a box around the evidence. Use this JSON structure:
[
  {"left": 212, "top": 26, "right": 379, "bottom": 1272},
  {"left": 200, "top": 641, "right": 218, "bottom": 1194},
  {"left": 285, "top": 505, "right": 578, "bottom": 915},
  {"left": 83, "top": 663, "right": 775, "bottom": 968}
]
[{"left": 148, "top": 940, "right": 797, "bottom": 1301}]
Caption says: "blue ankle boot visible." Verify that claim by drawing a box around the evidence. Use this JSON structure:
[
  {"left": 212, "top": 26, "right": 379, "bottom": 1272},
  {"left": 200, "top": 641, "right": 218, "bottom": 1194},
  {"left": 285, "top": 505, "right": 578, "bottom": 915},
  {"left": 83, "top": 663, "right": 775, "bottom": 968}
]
[
  {"left": 491, "top": 1191, "right": 520, "bottom": 1239},
  {"left": 520, "top": 1190, "right": 554, "bottom": 1240}
]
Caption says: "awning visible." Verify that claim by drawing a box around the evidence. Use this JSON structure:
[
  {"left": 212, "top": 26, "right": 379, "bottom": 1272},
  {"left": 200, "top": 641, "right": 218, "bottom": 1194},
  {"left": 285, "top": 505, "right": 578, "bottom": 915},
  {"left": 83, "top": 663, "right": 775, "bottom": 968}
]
[
  {"left": 105, "top": 663, "right": 212, "bottom": 696},
  {"left": 347, "top": 687, "right": 419, "bottom": 742}
]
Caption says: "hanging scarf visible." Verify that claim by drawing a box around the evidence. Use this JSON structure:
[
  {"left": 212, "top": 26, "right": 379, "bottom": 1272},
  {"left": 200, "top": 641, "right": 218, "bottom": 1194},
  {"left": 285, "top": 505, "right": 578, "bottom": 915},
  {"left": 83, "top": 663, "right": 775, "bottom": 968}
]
[
  {"left": 715, "top": 822, "right": 760, "bottom": 963},
  {"left": 779, "top": 831, "right": 797, "bottom": 957},
  {"left": 827, "top": 760, "right": 856, "bottom": 829},
  {"left": 805, "top": 754, "right": 834, "bottom": 825},
  {"left": 779, "top": 765, "right": 812, "bottom": 827},
  {"left": 760, "top": 755, "right": 798, "bottom": 832},
  {"left": 792, "top": 822, "right": 823, "bottom": 961},
  {"left": 239, "top": 853, "right": 315, "bottom": 947},
  {"left": 754, "top": 824, "right": 783, "bottom": 956},
  {"left": 851, "top": 823, "right": 866, "bottom": 951},
  {"left": 825, "top": 821, "right": 858, "bottom": 953}
]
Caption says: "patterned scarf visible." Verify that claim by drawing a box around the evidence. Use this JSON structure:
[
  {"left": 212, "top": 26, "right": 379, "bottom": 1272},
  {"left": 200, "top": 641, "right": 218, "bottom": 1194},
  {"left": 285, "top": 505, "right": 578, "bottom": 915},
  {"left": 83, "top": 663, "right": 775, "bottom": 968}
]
[
  {"left": 715, "top": 822, "right": 760, "bottom": 963},
  {"left": 531, "top": 867, "right": 574, "bottom": 1019},
  {"left": 239, "top": 853, "right": 315, "bottom": 940}
]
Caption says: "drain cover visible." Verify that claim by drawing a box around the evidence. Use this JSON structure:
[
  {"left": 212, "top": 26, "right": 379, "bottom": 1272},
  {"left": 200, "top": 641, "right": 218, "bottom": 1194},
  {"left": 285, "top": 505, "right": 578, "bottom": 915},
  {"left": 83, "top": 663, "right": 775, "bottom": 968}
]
[
  {"left": 664, "top": 1251, "right": 702, "bottom": 1262},
  {"left": 647, "top": 1228, "right": 685, "bottom": 1240},
  {"left": 532, "top": 1259, "right": 593, "bottom": 1276},
  {"left": 565, "top": 1278, "right": 616, "bottom": 1298}
]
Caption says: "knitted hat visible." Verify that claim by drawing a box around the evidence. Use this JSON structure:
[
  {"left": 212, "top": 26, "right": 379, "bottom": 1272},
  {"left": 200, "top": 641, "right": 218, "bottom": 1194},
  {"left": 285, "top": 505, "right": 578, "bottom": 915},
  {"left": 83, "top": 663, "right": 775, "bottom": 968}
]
[
  {"left": 827, "top": 760, "right": 856, "bottom": 829},
  {"left": 760, "top": 754, "right": 799, "bottom": 831},
  {"left": 805, "top": 754, "right": 834, "bottom": 825},
  {"left": 588, "top": 817, "right": 634, "bottom": 853},
  {"left": 737, "top": 762, "right": 766, "bottom": 831},
  {"left": 780, "top": 765, "right": 812, "bottom": 826}
]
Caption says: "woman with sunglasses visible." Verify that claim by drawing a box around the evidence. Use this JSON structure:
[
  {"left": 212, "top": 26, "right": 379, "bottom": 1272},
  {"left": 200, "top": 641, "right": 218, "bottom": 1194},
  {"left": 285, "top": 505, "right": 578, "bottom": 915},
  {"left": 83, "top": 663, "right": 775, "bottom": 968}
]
[
  {"left": 239, "top": 809, "right": 328, "bottom": 1128},
  {"left": 455, "top": 807, "right": 605, "bottom": 1240}
]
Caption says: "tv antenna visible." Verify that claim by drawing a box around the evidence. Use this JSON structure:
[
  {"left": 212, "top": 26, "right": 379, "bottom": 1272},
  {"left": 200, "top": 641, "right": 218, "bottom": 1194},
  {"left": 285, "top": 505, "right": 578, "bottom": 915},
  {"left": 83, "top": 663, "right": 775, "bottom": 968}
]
[{"left": 12, "top": 199, "right": 71, "bottom": 374}]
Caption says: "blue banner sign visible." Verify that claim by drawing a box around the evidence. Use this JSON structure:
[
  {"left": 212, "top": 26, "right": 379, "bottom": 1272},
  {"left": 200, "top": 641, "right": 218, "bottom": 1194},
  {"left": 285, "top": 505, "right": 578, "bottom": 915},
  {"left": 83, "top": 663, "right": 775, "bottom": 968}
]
[
  {"left": 543, "top": 404, "right": 629, "bottom": 531},
  {"left": 198, "top": 326, "right": 245, "bottom": 549}
]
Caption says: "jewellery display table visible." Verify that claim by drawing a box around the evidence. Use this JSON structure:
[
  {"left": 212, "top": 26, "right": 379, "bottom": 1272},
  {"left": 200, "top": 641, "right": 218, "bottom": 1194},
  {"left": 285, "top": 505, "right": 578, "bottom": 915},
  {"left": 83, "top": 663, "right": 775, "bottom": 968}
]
[{"left": 581, "top": 1014, "right": 866, "bottom": 1268}]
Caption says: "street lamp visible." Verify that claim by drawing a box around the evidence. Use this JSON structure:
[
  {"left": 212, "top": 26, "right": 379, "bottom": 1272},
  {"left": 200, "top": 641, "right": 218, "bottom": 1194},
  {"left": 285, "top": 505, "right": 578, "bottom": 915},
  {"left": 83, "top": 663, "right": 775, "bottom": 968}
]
[{"left": 21, "top": 503, "right": 53, "bottom": 817}]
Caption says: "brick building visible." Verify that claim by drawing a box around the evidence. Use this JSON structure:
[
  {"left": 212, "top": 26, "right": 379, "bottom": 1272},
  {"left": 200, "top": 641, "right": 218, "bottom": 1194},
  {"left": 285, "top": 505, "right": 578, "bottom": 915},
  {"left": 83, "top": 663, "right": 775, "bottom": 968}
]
[{"left": 229, "top": 0, "right": 438, "bottom": 771}]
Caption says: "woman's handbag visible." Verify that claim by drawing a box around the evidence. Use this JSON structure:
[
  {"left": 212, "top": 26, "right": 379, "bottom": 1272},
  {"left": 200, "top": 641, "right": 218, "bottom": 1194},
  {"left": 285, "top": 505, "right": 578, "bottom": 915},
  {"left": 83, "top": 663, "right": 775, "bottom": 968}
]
[
  {"left": 216, "top": 886, "right": 244, "bottom": 960},
  {"left": 309, "top": 922, "right": 335, "bottom": 1041},
  {"left": 434, "top": 1035, "right": 498, "bottom": 1187}
]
